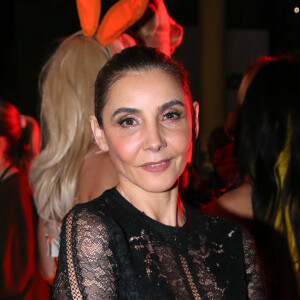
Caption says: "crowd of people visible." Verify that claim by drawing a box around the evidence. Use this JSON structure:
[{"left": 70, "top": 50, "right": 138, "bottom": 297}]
[{"left": 1, "top": 1, "right": 299, "bottom": 299}]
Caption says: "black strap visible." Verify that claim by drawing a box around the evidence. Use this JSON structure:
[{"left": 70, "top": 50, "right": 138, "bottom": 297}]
[{"left": 0, "top": 165, "right": 13, "bottom": 182}]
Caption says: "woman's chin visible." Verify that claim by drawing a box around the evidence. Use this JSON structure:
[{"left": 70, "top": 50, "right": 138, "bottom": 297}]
[{"left": 138, "top": 179, "right": 178, "bottom": 194}]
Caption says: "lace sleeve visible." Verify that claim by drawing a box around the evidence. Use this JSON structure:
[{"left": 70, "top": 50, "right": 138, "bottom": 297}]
[
  {"left": 242, "top": 230, "right": 265, "bottom": 300},
  {"left": 53, "top": 207, "right": 117, "bottom": 299}
]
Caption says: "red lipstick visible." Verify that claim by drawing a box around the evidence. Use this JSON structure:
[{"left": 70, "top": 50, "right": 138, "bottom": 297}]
[{"left": 140, "top": 159, "right": 171, "bottom": 172}]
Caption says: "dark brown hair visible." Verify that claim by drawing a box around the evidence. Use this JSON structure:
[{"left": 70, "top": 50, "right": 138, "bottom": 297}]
[{"left": 94, "top": 46, "right": 191, "bottom": 127}]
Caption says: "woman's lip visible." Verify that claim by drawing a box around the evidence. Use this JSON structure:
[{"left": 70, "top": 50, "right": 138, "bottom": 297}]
[{"left": 140, "top": 159, "right": 171, "bottom": 172}]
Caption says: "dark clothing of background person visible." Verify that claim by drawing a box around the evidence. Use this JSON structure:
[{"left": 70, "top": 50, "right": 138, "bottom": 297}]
[{"left": 0, "top": 170, "right": 50, "bottom": 299}]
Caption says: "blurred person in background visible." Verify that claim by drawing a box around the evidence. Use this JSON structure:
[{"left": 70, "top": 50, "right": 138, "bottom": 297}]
[
  {"left": 204, "top": 56, "right": 300, "bottom": 299},
  {"left": 0, "top": 100, "right": 49, "bottom": 299}
]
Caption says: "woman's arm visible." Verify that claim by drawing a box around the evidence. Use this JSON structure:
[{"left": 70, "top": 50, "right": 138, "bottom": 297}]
[
  {"left": 242, "top": 230, "right": 265, "bottom": 299},
  {"left": 37, "top": 219, "right": 57, "bottom": 284},
  {"left": 52, "top": 207, "right": 117, "bottom": 299}
]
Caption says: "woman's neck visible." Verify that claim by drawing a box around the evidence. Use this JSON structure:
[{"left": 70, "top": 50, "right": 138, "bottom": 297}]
[{"left": 117, "top": 180, "right": 186, "bottom": 227}]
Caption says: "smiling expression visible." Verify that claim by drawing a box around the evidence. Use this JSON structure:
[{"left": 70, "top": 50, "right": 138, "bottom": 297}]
[{"left": 92, "top": 68, "right": 199, "bottom": 193}]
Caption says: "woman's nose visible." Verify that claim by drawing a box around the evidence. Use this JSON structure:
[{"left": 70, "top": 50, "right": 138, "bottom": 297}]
[{"left": 143, "top": 123, "right": 167, "bottom": 152}]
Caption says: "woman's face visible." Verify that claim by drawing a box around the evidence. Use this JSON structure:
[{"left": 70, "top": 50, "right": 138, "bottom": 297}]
[{"left": 91, "top": 69, "right": 199, "bottom": 193}]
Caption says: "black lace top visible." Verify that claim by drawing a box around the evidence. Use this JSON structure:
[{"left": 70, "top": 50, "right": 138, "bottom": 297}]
[{"left": 53, "top": 187, "right": 264, "bottom": 299}]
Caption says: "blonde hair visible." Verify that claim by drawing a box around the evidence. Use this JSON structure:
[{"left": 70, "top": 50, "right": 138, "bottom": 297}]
[{"left": 30, "top": 34, "right": 110, "bottom": 224}]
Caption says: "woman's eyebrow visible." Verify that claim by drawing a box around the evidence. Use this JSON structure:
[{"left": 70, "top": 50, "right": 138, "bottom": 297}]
[
  {"left": 111, "top": 100, "right": 183, "bottom": 119},
  {"left": 158, "top": 100, "right": 184, "bottom": 111},
  {"left": 111, "top": 107, "right": 141, "bottom": 119}
]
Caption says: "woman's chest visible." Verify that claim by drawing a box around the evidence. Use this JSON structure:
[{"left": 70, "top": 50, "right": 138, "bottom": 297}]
[{"left": 111, "top": 227, "right": 247, "bottom": 300}]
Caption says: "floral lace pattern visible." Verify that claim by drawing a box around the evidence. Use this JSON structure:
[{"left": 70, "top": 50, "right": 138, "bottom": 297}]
[{"left": 53, "top": 188, "right": 264, "bottom": 299}]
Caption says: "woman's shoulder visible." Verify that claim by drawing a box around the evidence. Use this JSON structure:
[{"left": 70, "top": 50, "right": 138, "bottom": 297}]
[
  {"left": 218, "top": 183, "right": 253, "bottom": 216},
  {"left": 191, "top": 206, "right": 247, "bottom": 241},
  {"left": 60, "top": 188, "right": 127, "bottom": 255},
  {"left": 202, "top": 183, "right": 253, "bottom": 224},
  {"left": 194, "top": 208, "right": 241, "bottom": 229},
  {"left": 76, "top": 149, "right": 118, "bottom": 203},
  {"left": 65, "top": 188, "right": 118, "bottom": 227},
  {"left": 192, "top": 210, "right": 256, "bottom": 260}
]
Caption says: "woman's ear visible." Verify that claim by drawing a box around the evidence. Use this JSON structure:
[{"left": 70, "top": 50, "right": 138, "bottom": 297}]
[
  {"left": 90, "top": 115, "right": 109, "bottom": 152},
  {"left": 192, "top": 101, "right": 199, "bottom": 141}
]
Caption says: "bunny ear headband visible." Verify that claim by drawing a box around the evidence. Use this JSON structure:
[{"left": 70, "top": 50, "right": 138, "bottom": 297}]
[{"left": 76, "top": 0, "right": 149, "bottom": 46}]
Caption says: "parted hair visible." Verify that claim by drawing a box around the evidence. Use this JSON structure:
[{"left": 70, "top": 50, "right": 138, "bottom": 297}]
[
  {"left": 29, "top": 34, "right": 110, "bottom": 224},
  {"left": 94, "top": 46, "right": 191, "bottom": 127}
]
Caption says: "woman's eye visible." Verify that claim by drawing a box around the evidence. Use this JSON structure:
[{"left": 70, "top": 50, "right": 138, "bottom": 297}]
[
  {"left": 163, "top": 112, "right": 182, "bottom": 120},
  {"left": 118, "top": 118, "right": 137, "bottom": 127}
]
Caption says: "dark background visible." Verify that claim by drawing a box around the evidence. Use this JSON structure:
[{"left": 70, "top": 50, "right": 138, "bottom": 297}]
[{"left": 1, "top": 0, "right": 300, "bottom": 118}]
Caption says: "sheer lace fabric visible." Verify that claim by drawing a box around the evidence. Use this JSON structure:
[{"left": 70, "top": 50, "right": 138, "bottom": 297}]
[{"left": 53, "top": 188, "right": 264, "bottom": 299}]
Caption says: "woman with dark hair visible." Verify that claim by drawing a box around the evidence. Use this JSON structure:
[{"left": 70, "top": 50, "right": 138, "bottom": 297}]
[
  {"left": 53, "top": 46, "right": 264, "bottom": 299},
  {"left": 204, "top": 56, "right": 300, "bottom": 299},
  {"left": 0, "top": 101, "right": 31, "bottom": 174},
  {"left": 0, "top": 100, "right": 49, "bottom": 299}
]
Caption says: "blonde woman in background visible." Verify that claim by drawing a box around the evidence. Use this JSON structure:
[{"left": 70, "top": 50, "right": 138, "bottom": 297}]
[{"left": 30, "top": 34, "right": 121, "bottom": 283}]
